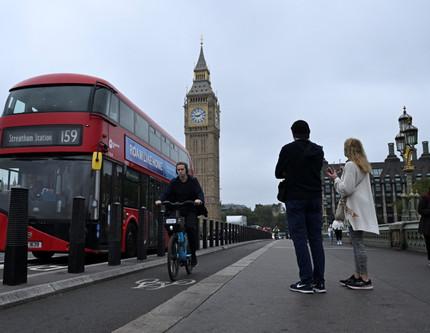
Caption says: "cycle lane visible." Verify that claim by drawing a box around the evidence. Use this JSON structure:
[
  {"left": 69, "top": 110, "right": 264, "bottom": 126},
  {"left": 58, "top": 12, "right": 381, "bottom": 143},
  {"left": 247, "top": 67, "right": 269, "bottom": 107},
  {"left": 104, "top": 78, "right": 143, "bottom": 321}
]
[{"left": 0, "top": 240, "right": 271, "bottom": 333}]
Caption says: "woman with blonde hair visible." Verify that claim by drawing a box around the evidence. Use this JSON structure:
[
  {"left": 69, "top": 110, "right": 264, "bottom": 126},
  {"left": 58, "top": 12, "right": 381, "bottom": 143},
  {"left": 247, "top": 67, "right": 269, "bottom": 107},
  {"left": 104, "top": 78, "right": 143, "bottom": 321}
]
[{"left": 326, "top": 138, "right": 379, "bottom": 290}]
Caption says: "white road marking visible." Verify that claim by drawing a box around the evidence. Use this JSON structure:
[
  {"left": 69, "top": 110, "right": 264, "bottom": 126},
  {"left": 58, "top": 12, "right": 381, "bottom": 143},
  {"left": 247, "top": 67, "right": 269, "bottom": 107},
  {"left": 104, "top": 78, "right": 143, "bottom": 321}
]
[
  {"left": 133, "top": 278, "right": 196, "bottom": 290},
  {"left": 29, "top": 265, "right": 66, "bottom": 272}
]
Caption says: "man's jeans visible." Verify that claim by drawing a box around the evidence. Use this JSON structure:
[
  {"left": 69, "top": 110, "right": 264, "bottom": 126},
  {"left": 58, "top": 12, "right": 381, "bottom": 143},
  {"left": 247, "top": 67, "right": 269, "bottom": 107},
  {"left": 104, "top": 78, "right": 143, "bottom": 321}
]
[{"left": 286, "top": 198, "right": 325, "bottom": 284}]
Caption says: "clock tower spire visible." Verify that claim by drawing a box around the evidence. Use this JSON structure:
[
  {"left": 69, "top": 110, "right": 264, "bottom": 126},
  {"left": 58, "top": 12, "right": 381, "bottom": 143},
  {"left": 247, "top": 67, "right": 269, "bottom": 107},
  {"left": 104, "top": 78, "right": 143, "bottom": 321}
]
[{"left": 184, "top": 42, "right": 221, "bottom": 220}]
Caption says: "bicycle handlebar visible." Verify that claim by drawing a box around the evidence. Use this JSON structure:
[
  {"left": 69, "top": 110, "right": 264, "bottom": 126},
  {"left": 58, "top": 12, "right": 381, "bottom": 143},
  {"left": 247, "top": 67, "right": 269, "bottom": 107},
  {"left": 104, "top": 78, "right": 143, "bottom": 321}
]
[{"left": 161, "top": 200, "right": 196, "bottom": 206}]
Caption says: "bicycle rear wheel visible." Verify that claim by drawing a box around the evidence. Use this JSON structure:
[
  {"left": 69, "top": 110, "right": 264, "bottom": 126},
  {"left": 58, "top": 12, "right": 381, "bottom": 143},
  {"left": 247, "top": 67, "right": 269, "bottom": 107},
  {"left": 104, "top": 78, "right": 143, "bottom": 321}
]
[{"left": 167, "top": 234, "right": 179, "bottom": 281}]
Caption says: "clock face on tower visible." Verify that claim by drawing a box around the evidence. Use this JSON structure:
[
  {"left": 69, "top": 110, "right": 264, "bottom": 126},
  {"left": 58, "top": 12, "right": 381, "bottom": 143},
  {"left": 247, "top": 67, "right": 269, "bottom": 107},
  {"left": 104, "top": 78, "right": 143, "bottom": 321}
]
[{"left": 190, "top": 108, "right": 206, "bottom": 124}]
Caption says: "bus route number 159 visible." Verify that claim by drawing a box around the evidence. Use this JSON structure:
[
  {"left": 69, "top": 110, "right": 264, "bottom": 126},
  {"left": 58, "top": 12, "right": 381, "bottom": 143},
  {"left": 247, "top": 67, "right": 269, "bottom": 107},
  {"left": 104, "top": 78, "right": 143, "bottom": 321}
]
[{"left": 60, "top": 129, "right": 80, "bottom": 144}]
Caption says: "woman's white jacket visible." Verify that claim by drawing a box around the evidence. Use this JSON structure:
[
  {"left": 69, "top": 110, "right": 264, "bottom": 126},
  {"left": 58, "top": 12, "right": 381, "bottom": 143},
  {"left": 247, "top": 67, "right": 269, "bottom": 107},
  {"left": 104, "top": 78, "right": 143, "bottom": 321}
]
[{"left": 334, "top": 161, "right": 379, "bottom": 235}]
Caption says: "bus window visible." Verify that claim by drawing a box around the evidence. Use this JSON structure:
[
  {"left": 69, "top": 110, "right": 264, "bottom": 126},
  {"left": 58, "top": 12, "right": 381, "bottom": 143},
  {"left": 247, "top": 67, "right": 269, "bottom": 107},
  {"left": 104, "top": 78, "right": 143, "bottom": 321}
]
[
  {"left": 5, "top": 97, "right": 26, "bottom": 114},
  {"left": 3, "top": 86, "right": 92, "bottom": 115},
  {"left": 0, "top": 167, "right": 18, "bottom": 192},
  {"left": 135, "top": 114, "right": 149, "bottom": 142},
  {"left": 109, "top": 95, "right": 119, "bottom": 122},
  {"left": 149, "top": 127, "right": 161, "bottom": 151},
  {"left": 140, "top": 173, "right": 149, "bottom": 208},
  {"left": 120, "top": 101, "right": 134, "bottom": 132},
  {"left": 0, "top": 157, "right": 93, "bottom": 219},
  {"left": 55, "top": 169, "right": 62, "bottom": 195},
  {"left": 112, "top": 163, "right": 123, "bottom": 204},
  {"left": 179, "top": 149, "right": 190, "bottom": 165},
  {"left": 124, "top": 168, "right": 140, "bottom": 208},
  {"left": 170, "top": 143, "right": 179, "bottom": 162},
  {"left": 162, "top": 137, "right": 170, "bottom": 157},
  {"left": 93, "top": 87, "right": 111, "bottom": 116}
]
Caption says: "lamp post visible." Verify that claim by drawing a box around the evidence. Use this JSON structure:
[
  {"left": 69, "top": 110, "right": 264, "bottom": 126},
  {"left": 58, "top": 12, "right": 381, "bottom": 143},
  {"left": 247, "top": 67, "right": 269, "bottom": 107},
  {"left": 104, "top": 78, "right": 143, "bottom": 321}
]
[{"left": 394, "top": 106, "right": 419, "bottom": 221}]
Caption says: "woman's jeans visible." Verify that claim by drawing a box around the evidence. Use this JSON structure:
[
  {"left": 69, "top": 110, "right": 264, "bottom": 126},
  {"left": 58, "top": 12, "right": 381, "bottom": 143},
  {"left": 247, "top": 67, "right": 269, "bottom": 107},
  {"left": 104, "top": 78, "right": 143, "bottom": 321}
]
[{"left": 349, "top": 226, "right": 368, "bottom": 275}]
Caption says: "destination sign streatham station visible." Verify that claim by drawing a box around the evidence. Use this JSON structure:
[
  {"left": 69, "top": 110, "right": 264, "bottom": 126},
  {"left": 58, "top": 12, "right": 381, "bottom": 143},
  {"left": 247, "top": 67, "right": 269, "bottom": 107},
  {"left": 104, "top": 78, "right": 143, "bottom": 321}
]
[{"left": 2, "top": 125, "right": 82, "bottom": 147}]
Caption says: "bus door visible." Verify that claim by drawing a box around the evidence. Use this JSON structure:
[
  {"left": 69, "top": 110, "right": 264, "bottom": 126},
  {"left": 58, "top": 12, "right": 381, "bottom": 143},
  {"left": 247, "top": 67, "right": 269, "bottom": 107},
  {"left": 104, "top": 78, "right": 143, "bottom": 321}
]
[{"left": 99, "top": 160, "right": 123, "bottom": 249}]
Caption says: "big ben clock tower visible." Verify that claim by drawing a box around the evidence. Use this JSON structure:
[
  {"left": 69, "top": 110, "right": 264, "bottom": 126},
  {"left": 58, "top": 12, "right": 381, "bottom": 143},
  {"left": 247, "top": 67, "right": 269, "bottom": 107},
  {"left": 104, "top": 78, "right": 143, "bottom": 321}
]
[{"left": 184, "top": 42, "right": 221, "bottom": 220}]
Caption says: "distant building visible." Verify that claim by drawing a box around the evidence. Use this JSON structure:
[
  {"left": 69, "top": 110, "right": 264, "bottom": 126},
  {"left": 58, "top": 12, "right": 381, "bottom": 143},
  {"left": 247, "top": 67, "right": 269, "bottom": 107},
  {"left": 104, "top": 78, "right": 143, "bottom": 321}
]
[
  {"left": 226, "top": 215, "right": 247, "bottom": 226},
  {"left": 323, "top": 141, "right": 430, "bottom": 224}
]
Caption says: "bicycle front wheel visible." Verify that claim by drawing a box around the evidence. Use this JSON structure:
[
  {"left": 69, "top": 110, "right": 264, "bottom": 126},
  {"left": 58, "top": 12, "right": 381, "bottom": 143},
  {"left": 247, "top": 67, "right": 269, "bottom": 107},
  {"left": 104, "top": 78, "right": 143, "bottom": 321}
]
[{"left": 167, "top": 234, "right": 180, "bottom": 281}]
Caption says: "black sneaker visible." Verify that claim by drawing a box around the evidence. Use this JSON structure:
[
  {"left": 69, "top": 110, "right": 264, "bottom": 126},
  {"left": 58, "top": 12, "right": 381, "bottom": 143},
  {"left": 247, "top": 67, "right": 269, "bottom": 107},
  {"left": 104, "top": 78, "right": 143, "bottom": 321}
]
[
  {"left": 339, "top": 275, "right": 357, "bottom": 287},
  {"left": 191, "top": 254, "right": 197, "bottom": 267},
  {"left": 346, "top": 277, "right": 373, "bottom": 290},
  {"left": 312, "top": 282, "right": 326, "bottom": 293},
  {"left": 289, "top": 281, "right": 314, "bottom": 294}
]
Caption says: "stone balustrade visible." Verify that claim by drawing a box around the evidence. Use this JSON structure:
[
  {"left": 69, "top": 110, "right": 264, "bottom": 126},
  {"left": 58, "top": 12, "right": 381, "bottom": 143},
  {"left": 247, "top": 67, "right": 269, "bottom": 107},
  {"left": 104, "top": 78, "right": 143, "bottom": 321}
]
[{"left": 341, "top": 220, "right": 426, "bottom": 253}]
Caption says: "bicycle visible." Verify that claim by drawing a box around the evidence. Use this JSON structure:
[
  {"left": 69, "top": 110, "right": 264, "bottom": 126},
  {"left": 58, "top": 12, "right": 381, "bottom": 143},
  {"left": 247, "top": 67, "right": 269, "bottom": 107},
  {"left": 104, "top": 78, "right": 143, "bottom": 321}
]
[{"left": 160, "top": 200, "right": 195, "bottom": 281}]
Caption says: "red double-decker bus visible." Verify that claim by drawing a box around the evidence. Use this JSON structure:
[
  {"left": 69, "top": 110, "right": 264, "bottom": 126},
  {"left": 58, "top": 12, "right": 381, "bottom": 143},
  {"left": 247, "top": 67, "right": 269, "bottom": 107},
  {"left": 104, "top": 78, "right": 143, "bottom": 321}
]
[{"left": 0, "top": 73, "right": 191, "bottom": 260}]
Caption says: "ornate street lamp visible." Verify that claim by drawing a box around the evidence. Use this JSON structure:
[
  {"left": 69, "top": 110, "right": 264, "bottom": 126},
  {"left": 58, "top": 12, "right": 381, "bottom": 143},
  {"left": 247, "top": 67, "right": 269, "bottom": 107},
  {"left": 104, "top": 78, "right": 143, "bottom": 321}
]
[{"left": 394, "top": 106, "right": 419, "bottom": 221}]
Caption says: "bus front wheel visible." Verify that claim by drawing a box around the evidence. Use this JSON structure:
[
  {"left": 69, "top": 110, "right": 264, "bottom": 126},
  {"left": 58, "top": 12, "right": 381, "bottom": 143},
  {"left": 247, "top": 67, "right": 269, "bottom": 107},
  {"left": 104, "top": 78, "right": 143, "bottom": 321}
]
[{"left": 32, "top": 251, "right": 55, "bottom": 261}]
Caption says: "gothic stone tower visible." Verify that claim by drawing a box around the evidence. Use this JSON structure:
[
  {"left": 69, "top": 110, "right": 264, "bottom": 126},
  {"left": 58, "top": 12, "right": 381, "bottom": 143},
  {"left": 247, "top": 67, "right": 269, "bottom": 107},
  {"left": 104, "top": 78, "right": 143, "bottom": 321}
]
[{"left": 184, "top": 43, "right": 221, "bottom": 220}]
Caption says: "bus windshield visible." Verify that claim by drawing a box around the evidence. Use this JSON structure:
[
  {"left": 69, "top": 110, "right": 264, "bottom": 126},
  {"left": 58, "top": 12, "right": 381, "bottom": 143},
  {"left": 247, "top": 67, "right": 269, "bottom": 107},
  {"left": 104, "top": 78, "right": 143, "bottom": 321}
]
[
  {"left": 0, "top": 156, "right": 94, "bottom": 220},
  {"left": 3, "top": 85, "right": 93, "bottom": 115}
]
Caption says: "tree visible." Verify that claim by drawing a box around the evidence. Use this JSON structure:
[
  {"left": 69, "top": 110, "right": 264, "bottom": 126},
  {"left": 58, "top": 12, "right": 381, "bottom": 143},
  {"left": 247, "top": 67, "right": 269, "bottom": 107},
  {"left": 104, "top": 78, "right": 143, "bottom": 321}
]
[
  {"left": 221, "top": 205, "right": 254, "bottom": 223},
  {"left": 221, "top": 203, "right": 287, "bottom": 232}
]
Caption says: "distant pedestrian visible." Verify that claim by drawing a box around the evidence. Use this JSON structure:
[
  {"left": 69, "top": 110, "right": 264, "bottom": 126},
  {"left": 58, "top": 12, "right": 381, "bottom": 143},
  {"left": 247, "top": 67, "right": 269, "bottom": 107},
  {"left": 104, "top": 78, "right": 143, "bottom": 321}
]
[
  {"left": 326, "top": 138, "right": 379, "bottom": 290},
  {"left": 417, "top": 186, "right": 430, "bottom": 266},
  {"left": 275, "top": 120, "right": 326, "bottom": 294},
  {"left": 328, "top": 224, "right": 334, "bottom": 244},
  {"left": 332, "top": 220, "right": 344, "bottom": 245}
]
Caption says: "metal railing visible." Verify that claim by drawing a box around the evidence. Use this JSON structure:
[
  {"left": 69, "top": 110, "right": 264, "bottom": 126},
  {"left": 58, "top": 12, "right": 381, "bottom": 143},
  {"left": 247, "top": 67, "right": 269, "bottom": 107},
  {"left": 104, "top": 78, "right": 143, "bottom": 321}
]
[{"left": 196, "top": 217, "right": 272, "bottom": 250}]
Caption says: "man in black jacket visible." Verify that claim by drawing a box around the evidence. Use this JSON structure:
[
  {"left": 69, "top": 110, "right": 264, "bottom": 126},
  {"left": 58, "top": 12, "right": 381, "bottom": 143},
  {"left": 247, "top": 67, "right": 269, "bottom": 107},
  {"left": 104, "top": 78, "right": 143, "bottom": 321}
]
[
  {"left": 156, "top": 162, "right": 205, "bottom": 266},
  {"left": 275, "top": 120, "right": 326, "bottom": 294}
]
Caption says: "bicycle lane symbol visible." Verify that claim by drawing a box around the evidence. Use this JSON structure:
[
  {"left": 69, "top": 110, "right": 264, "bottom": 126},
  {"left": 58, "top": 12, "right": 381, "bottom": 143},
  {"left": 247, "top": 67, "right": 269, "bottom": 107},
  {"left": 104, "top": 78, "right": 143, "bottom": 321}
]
[{"left": 133, "top": 278, "right": 196, "bottom": 290}]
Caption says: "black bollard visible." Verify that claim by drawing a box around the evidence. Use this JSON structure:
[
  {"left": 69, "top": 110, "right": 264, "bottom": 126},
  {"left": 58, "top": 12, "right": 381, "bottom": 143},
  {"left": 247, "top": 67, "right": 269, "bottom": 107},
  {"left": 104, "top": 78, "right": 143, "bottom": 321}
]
[
  {"left": 108, "top": 202, "right": 122, "bottom": 266},
  {"left": 68, "top": 197, "right": 86, "bottom": 273},
  {"left": 233, "top": 225, "right": 236, "bottom": 243},
  {"left": 228, "top": 224, "right": 232, "bottom": 244},
  {"left": 215, "top": 221, "right": 219, "bottom": 247},
  {"left": 137, "top": 206, "right": 147, "bottom": 261},
  {"left": 157, "top": 212, "right": 165, "bottom": 257},
  {"left": 209, "top": 220, "right": 214, "bottom": 248},
  {"left": 202, "top": 218, "right": 207, "bottom": 249},
  {"left": 3, "top": 187, "right": 28, "bottom": 285},
  {"left": 196, "top": 217, "right": 200, "bottom": 251}
]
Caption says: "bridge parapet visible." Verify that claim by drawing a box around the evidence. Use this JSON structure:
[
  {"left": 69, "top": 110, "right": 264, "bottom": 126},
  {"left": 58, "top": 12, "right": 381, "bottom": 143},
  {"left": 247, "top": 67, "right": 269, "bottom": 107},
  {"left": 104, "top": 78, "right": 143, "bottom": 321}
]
[
  {"left": 361, "top": 221, "right": 426, "bottom": 253},
  {"left": 196, "top": 217, "right": 272, "bottom": 250}
]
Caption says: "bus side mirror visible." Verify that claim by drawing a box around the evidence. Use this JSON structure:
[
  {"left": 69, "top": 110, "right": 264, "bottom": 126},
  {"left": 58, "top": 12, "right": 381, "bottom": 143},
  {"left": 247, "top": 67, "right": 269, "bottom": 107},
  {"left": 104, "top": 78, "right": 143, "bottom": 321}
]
[{"left": 92, "top": 152, "right": 103, "bottom": 170}]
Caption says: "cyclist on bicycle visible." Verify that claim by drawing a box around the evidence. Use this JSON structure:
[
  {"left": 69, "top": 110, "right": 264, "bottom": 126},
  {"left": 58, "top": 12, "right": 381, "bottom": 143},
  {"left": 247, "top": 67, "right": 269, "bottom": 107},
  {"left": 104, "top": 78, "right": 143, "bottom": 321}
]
[{"left": 155, "top": 161, "right": 206, "bottom": 266}]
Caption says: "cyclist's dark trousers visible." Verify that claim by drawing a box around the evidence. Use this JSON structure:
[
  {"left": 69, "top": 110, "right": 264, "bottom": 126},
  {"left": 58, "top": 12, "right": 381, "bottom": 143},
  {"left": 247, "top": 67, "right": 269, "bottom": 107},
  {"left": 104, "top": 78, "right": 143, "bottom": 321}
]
[{"left": 184, "top": 212, "right": 198, "bottom": 256}]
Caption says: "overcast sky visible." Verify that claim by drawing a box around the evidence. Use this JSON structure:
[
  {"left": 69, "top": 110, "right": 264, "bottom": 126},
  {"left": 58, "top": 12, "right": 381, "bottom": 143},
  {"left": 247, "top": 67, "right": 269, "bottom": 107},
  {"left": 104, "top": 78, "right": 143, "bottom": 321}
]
[{"left": 1, "top": 1, "right": 430, "bottom": 208}]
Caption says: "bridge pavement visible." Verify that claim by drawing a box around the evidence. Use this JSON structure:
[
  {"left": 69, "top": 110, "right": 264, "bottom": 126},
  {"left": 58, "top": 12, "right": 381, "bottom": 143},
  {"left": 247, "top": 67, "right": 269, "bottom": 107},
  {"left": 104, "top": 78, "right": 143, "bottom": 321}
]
[
  {"left": 115, "top": 239, "right": 430, "bottom": 333},
  {"left": 1, "top": 239, "right": 429, "bottom": 332}
]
